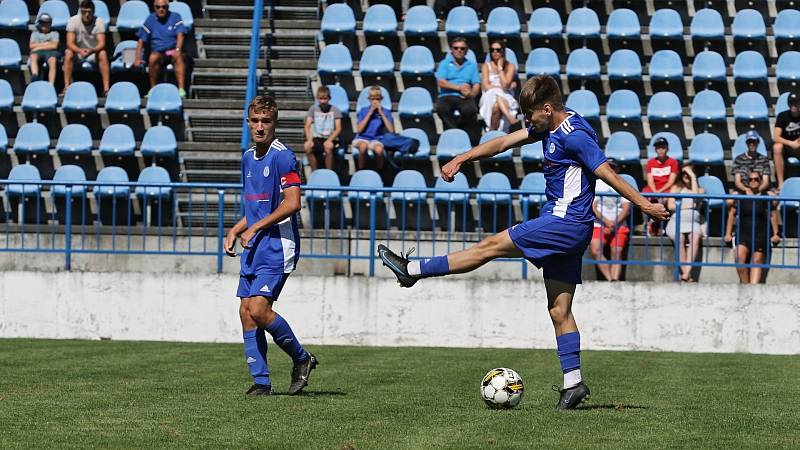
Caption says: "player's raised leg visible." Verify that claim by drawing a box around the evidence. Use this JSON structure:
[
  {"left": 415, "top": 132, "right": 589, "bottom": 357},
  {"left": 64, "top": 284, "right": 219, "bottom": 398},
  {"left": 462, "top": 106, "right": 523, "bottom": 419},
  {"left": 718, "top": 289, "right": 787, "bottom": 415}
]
[
  {"left": 545, "top": 278, "right": 590, "bottom": 410},
  {"left": 378, "top": 229, "right": 522, "bottom": 287}
]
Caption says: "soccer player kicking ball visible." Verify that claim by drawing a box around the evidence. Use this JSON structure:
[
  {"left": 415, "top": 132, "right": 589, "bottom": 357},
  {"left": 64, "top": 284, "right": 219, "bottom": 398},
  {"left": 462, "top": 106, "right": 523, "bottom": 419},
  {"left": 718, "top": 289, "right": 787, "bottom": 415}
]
[
  {"left": 225, "top": 95, "right": 318, "bottom": 396},
  {"left": 378, "top": 75, "right": 669, "bottom": 410}
]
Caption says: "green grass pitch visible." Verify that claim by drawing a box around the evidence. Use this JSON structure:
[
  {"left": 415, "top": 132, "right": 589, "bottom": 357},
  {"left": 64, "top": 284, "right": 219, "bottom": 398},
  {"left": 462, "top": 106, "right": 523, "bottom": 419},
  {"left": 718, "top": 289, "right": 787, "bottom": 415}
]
[{"left": 1, "top": 339, "right": 798, "bottom": 449}]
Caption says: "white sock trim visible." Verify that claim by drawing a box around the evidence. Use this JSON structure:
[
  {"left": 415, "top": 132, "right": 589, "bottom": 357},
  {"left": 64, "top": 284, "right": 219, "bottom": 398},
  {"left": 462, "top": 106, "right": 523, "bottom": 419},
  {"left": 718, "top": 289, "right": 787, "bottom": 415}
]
[
  {"left": 564, "top": 369, "right": 582, "bottom": 389},
  {"left": 407, "top": 260, "right": 421, "bottom": 276}
]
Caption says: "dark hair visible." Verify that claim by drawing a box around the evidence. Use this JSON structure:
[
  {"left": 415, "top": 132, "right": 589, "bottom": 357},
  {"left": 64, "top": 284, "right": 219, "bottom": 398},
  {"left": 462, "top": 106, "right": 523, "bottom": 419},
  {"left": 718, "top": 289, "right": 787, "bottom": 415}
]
[
  {"left": 316, "top": 85, "right": 330, "bottom": 97},
  {"left": 518, "top": 75, "right": 563, "bottom": 114},
  {"left": 249, "top": 95, "right": 278, "bottom": 118},
  {"left": 489, "top": 39, "right": 506, "bottom": 50},
  {"left": 449, "top": 36, "right": 468, "bottom": 47},
  {"left": 80, "top": 0, "right": 94, "bottom": 11}
]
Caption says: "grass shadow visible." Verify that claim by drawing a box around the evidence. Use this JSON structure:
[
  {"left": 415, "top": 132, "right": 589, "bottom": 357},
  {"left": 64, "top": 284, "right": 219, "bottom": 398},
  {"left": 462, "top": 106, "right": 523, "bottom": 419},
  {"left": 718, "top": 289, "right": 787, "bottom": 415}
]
[
  {"left": 578, "top": 403, "right": 648, "bottom": 411},
  {"left": 271, "top": 390, "right": 348, "bottom": 397}
]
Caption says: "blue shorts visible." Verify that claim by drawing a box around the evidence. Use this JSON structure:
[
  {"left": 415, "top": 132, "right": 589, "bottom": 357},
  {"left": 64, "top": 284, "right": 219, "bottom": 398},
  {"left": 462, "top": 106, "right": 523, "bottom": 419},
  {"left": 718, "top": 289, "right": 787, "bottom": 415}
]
[
  {"left": 508, "top": 214, "right": 593, "bottom": 284},
  {"left": 236, "top": 273, "right": 291, "bottom": 300}
]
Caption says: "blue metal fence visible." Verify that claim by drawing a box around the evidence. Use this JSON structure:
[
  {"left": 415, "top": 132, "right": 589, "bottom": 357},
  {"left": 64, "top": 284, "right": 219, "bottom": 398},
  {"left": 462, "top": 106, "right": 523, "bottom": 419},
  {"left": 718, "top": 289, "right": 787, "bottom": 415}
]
[{"left": 1, "top": 179, "right": 798, "bottom": 279}]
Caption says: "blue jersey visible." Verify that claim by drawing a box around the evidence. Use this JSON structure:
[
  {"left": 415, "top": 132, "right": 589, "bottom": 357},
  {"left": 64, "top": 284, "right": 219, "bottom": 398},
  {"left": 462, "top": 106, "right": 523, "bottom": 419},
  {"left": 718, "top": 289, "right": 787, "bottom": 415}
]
[
  {"left": 137, "top": 11, "right": 187, "bottom": 53},
  {"left": 528, "top": 109, "right": 607, "bottom": 223},
  {"left": 240, "top": 139, "right": 301, "bottom": 276}
]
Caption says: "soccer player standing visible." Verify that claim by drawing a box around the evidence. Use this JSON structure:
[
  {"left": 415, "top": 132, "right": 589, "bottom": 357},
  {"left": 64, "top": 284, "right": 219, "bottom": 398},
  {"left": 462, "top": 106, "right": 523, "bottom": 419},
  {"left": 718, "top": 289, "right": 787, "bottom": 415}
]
[
  {"left": 225, "top": 95, "right": 318, "bottom": 396},
  {"left": 378, "top": 75, "right": 669, "bottom": 409}
]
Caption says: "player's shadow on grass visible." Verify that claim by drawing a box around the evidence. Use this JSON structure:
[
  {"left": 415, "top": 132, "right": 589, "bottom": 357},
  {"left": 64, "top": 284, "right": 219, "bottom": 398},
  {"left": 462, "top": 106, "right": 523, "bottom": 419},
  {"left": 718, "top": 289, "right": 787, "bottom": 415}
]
[
  {"left": 272, "top": 390, "right": 347, "bottom": 397},
  {"left": 579, "top": 403, "right": 647, "bottom": 411}
]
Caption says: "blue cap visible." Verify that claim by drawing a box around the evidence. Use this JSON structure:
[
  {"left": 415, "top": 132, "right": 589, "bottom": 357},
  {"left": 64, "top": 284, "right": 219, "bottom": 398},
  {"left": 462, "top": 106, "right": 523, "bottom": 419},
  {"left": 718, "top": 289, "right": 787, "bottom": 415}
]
[{"left": 745, "top": 130, "right": 760, "bottom": 142}]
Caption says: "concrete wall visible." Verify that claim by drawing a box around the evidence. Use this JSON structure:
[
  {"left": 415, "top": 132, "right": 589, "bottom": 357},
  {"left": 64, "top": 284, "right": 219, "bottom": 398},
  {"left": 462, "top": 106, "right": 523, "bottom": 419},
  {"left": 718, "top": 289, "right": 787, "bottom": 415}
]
[{"left": 1, "top": 271, "right": 798, "bottom": 354}]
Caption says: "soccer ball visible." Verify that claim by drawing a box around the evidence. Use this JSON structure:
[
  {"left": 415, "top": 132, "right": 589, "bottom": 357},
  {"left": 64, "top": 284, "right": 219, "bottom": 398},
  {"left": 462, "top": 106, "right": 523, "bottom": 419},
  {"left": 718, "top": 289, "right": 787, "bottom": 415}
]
[{"left": 480, "top": 368, "right": 524, "bottom": 409}]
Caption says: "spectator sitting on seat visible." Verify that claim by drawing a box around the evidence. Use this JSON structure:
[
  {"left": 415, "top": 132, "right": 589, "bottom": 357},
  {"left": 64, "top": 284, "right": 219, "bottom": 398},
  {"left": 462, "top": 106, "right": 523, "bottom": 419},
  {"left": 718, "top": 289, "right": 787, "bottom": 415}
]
[
  {"left": 63, "top": 0, "right": 111, "bottom": 95},
  {"left": 772, "top": 93, "right": 800, "bottom": 190},
  {"left": 303, "top": 86, "right": 342, "bottom": 171},
  {"left": 135, "top": 0, "right": 188, "bottom": 98},
  {"left": 479, "top": 40, "right": 519, "bottom": 132},
  {"left": 665, "top": 165, "right": 705, "bottom": 282},
  {"left": 590, "top": 159, "right": 630, "bottom": 282},
  {"left": 724, "top": 130, "right": 773, "bottom": 246},
  {"left": 725, "top": 171, "right": 781, "bottom": 284},
  {"left": 435, "top": 36, "right": 481, "bottom": 145},
  {"left": 29, "top": 13, "right": 59, "bottom": 85},
  {"left": 641, "top": 136, "right": 679, "bottom": 235},
  {"left": 353, "top": 85, "right": 394, "bottom": 171}
]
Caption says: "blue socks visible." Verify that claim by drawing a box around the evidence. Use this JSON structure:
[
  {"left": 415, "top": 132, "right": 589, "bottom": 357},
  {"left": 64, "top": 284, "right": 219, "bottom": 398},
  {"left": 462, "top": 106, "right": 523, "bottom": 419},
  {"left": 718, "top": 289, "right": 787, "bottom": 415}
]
[
  {"left": 556, "top": 331, "right": 581, "bottom": 374},
  {"left": 243, "top": 329, "right": 270, "bottom": 386},
  {"left": 264, "top": 314, "right": 309, "bottom": 363},
  {"left": 420, "top": 255, "right": 450, "bottom": 278}
]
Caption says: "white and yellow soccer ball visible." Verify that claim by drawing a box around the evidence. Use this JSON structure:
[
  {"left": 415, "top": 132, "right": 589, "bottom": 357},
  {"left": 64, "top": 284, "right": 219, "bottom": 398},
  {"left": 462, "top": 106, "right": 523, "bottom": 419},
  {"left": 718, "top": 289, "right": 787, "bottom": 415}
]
[{"left": 480, "top": 368, "right": 524, "bottom": 409}]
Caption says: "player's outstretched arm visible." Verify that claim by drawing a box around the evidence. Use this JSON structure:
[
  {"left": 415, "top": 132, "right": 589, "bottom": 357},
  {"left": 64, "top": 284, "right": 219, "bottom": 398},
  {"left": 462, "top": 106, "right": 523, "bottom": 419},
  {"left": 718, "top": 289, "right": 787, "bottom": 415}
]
[
  {"left": 594, "top": 162, "right": 670, "bottom": 221},
  {"left": 441, "top": 128, "right": 536, "bottom": 182},
  {"left": 240, "top": 187, "right": 301, "bottom": 248}
]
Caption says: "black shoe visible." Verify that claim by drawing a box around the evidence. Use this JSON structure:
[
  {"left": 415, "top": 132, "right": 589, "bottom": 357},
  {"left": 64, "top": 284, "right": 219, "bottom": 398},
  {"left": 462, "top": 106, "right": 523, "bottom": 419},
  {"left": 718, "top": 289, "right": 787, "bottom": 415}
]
[
  {"left": 287, "top": 353, "right": 318, "bottom": 395},
  {"left": 553, "top": 382, "right": 590, "bottom": 410},
  {"left": 377, "top": 244, "right": 418, "bottom": 288},
  {"left": 245, "top": 383, "right": 272, "bottom": 396}
]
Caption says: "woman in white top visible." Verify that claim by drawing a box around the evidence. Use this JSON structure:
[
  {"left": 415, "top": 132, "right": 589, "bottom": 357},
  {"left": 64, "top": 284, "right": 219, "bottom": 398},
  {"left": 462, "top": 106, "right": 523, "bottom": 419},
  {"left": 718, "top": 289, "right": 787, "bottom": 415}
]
[
  {"left": 665, "top": 166, "right": 705, "bottom": 282},
  {"left": 479, "top": 40, "right": 519, "bottom": 132}
]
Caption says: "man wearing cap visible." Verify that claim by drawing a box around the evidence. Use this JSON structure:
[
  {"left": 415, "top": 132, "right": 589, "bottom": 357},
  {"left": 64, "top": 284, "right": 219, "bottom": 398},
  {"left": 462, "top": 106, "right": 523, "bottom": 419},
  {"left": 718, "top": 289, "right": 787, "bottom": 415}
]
[
  {"left": 63, "top": 0, "right": 111, "bottom": 95},
  {"left": 29, "top": 13, "right": 59, "bottom": 85},
  {"left": 641, "top": 136, "right": 679, "bottom": 235},
  {"left": 773, "top": 93, "right": 800, "bottom": 189},
  {"left": 134, "top": 0, "right": 189, "bottom": 98}
]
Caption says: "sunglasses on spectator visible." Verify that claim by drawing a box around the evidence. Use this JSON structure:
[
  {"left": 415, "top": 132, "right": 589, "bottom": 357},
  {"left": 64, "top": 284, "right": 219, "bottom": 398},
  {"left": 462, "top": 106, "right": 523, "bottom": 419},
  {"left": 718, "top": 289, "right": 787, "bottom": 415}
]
[
  {"left": 749, "top": 177, "right": 761, "bottom": 181},
  {"left": 154, "top": 4, "right": 169, "bottom": 9},
  {"left": 452, "top": 46, "right": 467, "bottom": 51},
  {"left": 369, "top": 96, "right": 382, "bottom": 100},
  {"left": 490, "top": 47, "right": 503, "bottom": 52}
]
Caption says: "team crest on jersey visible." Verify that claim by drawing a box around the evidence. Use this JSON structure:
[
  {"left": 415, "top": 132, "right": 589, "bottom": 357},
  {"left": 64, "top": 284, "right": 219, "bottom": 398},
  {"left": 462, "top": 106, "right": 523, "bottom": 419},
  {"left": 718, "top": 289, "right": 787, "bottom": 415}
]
[
  {"left": 263, "top": 166, "right": 270, "bottom": 178},
  {"left": 549, "top": 143, "right": 556, "bottom": 153}
]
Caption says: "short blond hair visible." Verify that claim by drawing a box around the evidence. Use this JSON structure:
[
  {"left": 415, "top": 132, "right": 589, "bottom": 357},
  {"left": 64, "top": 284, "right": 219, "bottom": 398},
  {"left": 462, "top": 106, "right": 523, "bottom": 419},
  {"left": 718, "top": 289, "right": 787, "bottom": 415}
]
[
  {"left": 518, "top": 75, "right": 563, "bottom": 115},
  {"left": 248, "top": 95, "right": 278, "bottom": 118},
  {"left": 368, "top": 85, "right": 383, "bottom": 98}
]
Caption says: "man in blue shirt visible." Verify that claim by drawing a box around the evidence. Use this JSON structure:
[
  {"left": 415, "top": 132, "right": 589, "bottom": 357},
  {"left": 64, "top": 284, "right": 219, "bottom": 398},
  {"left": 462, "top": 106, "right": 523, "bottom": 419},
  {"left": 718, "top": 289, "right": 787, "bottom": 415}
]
[
  {"left": 134, "top": 0, "right": 188, "bottom": 97},
  {"left": 353, "top": 86, "right": 394, "bottom": 171},
  {"left": 378, "top": 75, "right": 670, "bottom": 410},
  {"left": 224, "top": 95, "right": 318, "bottom": 396},
  {"left": 435, "top": 37, "right": 481, "bottom": 145}
]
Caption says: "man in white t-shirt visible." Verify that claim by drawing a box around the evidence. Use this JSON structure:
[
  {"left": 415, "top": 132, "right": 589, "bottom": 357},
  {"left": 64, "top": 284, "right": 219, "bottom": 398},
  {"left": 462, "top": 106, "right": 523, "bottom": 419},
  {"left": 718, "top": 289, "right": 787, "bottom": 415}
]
[
  {"left": 63, "top": 0, "right": 110, "bottom": 95},
  {"left": 590, "top": 160, "right": 630, "bottom": 281}
]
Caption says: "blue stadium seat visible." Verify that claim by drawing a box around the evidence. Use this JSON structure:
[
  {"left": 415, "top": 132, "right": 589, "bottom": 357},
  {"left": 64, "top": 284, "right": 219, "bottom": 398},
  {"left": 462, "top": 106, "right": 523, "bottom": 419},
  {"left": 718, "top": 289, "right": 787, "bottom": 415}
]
[
  {"left": 476, "top": 172, "right": 513, "bottom": 233},
  {"left": 169, "top": 1, "right": 193, "bottom": 30},
  {"left": 105, "top": 81, "right": 144, "bottom": 140},
  {"left": 697, "top": 176, "right": 725, "bottom": 226},
  {"left": 356, "top": 85, "right": 391, "bottom": 112},
  {"left": 647, "top": 132, "right": 683, "bottom": 161},
  {"left": 136, "top": 166, "right": 173, "bottom": 226},
  {"left": 776, "top": 51, "right": 800, "bottom": 93},
  {"left": 607, "top": 49, "right": 643, "bottom": 94},
  {"left": 519, "top": 172, "right": 546, "bottom": 220},
  {"left": 689, "top": 133, "right": 725, "bottom": 179},
  {"left": 22, "top": 80, "right": 59, "bottom": 137},
  {"left": 398, "top": 87, "right": 435, "bottom": 144},
  {"left": 521, "top": 141, "right": 543, "bottom": 168},
  {"left": 0, "top": 123, "right": 11, "bottom": 179},
  {"left": 0, "top": 78, "right": 17, "bottom": 138},
  {"left": 691, "top": 89, "right": 728, "bottom": 141},
  {"left": 56, "top": 124, "right": 96, "bottom": 180},
  {"left": 605, "top": 131, "right": 640, "bottom": 162},
  {"left": 146, "top": 83, "right": 183, "bottom": 139},
  {"left": 305, "top": 168, "right": 343, "bottom": 230},
  {"left": 390, "top": 169, "right": 431, "bottom": 231},
  {"left": 13, "top": 122, "right": 54, "bottom": 179},
  {"left": 318, "top": 44, "right": 355, "bottom": 100},
  {"left": 780, "top": 178, "right": 800, "bottom": 237},
  {"left": 0, "top": 0, "right": 28, "bottom": 30},
  {"left": 647, "top": 92, "right": 685, "bottom": 140},
  {"left": 732, "top": 132, "right": 767, "bottom": 159},
  {"left": 359, "top": 45, "right": 396, "bottom": 100},
  {"left": 649, "top": 8, "right": 684, "bottom": 56},
  {"left": 7, "top": 164, "right": 46, "bottom": 224},
  {"left": 731, "top": 8, "right": 766, "bottom": 54},
  {"left": 525, "top": 48, "right": 560, "bottom": 78},
  {"left": 606, "top": 8, "right": 641, "bottom": 53},
  {"left": 690, "top": 8, "right": 725, "bottom": 55},
  {"left": 109, "top": 41, "right": 142, "bottom": 73},
  {"left": 433, "top": 172, "right": 473, "bottom": 232},
  {"left": 436, "top": 129, "right": 471, "bottom": 160},
  {"left": 606, "top": 89, "right": 643, "bottom": 138},
  {"left": 347, "top": 169, "right": 387, "bottom": 230},
  {"left": 327, "top": 84, "right": 349, "bottom": 114},
  {"left": 565, "top": 7, "right": 601, "bottom": 54},
  {"left": 649, "top": 50, "right": 686, "bottom": 99},
  {"left": 321, "top": 3, "right": 357, "bottom": 55},
  {"left": 363, "top": 4, "right": 398, "bottom": 53},
  {"left": 486, "top": 7, "right": 522, "bottom": 56},
  {"left": 565, "top": 48, "right": 601, "bottom": 95},
  {"left": 445, "top": 6, "right": 481, "bottom": 58},
  {"left": 140, "top": 125, "right": 178, "bottom": 180},
  {"left": 777, "top": 92, "right": 791, "bottom": 115},
  {"left": 62, "top": 81, "right": 101, "bottom": 138},
  {"left": 691, "top": 50, "right": 727, "bottom": 96},
  {"left": 95, "top": 166, "right": 133, "bottom": 226},
  {"left": 774, "top": 9, "right": 800, "bottom": 55},
  {"left": 733, "top": 92, "right": 770, "bottom": 139},
  {"left": 528, "top": 7, "right": 564, "bottom": 58},
  {"left": 403, "top": 5, "right": 438, "bottom": 52},
  {"left": 479, "top": 130, "right": 515, "bottom": 185},
  {"left": 99, "top": 124, "right": 139, "bottom": 181},
  {"left": 37, "top": 0, "right": 70, "bottom": 29},
  {"left": 400, "top": 46, "right": 435, "bottom": 92},
  {"left": 92, "top": 0, "right": 110, "bottom": 25},
  {"left": 51, "top": 165, "right": 88, "bottom": 225},
  {"left": 733, "top": 51, "right": 769, "bottom": 98},
  {"left": 116, "top": 0, "right": 149, "bottom": 35},
  {"left": 401, "top": 128, "right": 430, "bottom": 160},
  {"left": 0, "top": 38, "right": 21, "bottom": 75},
  {"left": 565, "top": 89, "right": 601, "bottom": 136}
]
